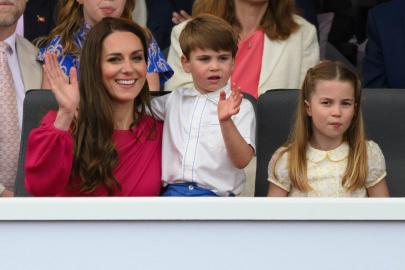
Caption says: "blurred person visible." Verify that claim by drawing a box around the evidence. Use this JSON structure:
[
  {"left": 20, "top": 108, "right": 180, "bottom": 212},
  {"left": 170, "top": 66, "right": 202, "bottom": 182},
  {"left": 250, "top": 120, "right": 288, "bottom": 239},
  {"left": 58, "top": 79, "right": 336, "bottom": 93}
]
[{"left": 0, "top": 0, "right": 42, "bottom": 196}]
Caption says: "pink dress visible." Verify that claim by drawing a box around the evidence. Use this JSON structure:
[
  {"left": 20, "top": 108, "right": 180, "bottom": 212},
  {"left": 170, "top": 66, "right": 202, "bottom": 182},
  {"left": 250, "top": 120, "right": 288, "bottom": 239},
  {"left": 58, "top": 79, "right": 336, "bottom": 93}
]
[
  {"left": 25, "top": 111, "right": 163, "bottom": 196},
  {"left": 231, "top": 30, "right": 265, "bottom": 98}
]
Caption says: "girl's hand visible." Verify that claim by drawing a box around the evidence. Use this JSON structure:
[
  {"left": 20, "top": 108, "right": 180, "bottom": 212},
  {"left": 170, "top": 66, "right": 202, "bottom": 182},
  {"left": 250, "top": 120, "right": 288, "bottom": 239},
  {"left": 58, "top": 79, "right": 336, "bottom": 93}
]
[
  {"left": 218, "top": 86, "right": 243, "bottom": 123},
  {"left": 43, "top": 52, "right": 79, "bottom": 130},
  {"left": 172, "top": 10, "right": 191, "bottom": 24}
]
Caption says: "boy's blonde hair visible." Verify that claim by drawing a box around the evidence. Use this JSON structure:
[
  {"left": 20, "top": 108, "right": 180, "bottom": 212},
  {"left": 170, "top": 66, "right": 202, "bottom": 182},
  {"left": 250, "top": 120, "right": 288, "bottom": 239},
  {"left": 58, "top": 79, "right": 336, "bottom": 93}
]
[
  {"left": 179, "top": 14, "right": 238, "bottom": 59},
  {"left": 273, "top": 61, "right": 368, "bottom": 192}
]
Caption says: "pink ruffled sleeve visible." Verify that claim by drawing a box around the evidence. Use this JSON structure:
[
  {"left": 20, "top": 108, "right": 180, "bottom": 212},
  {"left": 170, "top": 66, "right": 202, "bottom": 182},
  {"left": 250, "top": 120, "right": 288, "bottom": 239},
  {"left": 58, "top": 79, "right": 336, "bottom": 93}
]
[{"left": 25, "top": 111, "right": 74, "bottom": 196}]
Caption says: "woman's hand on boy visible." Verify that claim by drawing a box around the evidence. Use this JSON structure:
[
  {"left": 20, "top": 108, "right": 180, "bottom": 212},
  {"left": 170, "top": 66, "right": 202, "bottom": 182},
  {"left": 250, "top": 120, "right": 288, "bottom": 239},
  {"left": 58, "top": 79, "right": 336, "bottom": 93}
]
[
  {"left": 218, "top": 86, "right": 243, "bottom": 123},
  {"left": 43, "top": 52, "right": 79, "bottom": 130}
]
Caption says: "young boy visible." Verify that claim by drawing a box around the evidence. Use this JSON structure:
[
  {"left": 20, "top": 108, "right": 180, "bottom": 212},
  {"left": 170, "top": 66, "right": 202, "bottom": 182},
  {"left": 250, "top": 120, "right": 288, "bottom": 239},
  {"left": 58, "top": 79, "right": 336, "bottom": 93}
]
[{"left": 152, "top": 14, "right": 256, "bottom": 196}]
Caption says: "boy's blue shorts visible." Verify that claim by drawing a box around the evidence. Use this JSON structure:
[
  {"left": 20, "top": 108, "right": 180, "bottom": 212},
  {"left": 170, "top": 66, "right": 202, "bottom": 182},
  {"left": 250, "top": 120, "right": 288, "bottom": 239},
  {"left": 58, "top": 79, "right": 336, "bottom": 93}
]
[{"left": 161, "top": 182, "right": 218, "bottom": 197}]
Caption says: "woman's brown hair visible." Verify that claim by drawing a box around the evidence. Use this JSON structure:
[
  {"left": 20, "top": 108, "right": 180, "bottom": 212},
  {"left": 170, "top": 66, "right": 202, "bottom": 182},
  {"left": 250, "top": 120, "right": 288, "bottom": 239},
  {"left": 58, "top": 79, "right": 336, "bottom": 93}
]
[
  {"left": 272, "top": 61, "right": 368, "bottom": 192},
  {"left": 72, "top": 17, "right": 154, "bottom": 195},
  {"left": 228, "top": 0, "right": 299, "bottom": 40}
]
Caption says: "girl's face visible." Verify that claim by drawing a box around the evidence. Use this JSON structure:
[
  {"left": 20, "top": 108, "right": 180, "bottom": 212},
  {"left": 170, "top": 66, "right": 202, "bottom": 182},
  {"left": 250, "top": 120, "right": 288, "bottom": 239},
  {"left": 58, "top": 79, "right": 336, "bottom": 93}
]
[
  {"left": 305, "top": 80, "right": 356, "bottom": 150},
  {"left": 101, "top": 31, "right": 147, "bottom": 106},
  {"left": 77, "top": 0, "right": 126, "bottom": 26}
]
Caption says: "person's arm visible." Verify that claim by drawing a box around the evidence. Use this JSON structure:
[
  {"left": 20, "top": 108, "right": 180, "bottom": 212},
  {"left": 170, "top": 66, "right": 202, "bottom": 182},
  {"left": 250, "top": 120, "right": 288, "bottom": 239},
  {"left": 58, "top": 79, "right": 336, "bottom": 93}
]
[
  {"left": 267, "top": 183, "right": 288, "bottom": 197},
  {"left": 365, "top": 141, "right": 389, "bottom": 197},
  {"left": 43, "top": 52, "right": 79, "bottom": 130},
  {"left": 146, "top": 72, "right": 160, "bottom": 91},
  {"left": 218, "top": 88, "right": 254, "bottom": 169},
  {"left": 299, "top": 18, "right": 320, "bottom": 85},
  {"left": 367, "top": 179, "right": 389, "bottom": 197},
  {"left": 266, "top": 147, "right": 290, "bottom": 197},
  {"left": 25, "top": 111, "right": 75, "bottom": 196},
  {"left": 362, "top": 9, "right": 387, "bottom": 88},
  {"left": 146, "top": 35, "right": 173, "bottom": 90}
]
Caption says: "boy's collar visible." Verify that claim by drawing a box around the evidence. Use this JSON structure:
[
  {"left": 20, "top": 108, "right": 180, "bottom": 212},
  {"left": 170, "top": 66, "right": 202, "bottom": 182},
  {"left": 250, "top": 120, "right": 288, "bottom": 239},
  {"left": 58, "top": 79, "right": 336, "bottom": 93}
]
[{"left": 183, "top": 83, "right": 231, "bottom": 99}]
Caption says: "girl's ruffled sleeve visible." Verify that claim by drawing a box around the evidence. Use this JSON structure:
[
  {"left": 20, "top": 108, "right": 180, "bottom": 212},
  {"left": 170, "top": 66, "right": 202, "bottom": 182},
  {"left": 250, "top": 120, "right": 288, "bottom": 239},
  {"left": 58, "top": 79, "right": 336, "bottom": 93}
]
[
  {"left": 36, "top": 36, "right": 76, "bottom": 76},
  {"left": 365, "top": 140, "right": 387, "bottom": 188},
  {"left": 25, "top": 111, "right": 74, "bottom": 196},
  {"left": 267, "top": 147, "right": 291, "bottom": 192}
]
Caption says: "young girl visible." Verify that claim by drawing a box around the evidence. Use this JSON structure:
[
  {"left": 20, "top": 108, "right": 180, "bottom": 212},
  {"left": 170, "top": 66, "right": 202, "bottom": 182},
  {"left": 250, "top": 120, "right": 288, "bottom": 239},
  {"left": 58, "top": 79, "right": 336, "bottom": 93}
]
[
  {"left": 36, "top": 0, "right": 173, "bottom": 91},
  {"left": 267, "top": 61, "right": 390, "bottom": 197}
]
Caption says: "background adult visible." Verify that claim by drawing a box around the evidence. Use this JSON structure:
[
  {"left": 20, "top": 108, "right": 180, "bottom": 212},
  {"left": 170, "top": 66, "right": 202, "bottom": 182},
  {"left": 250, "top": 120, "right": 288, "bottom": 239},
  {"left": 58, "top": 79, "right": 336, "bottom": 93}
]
[
  {"left": 165, "top": 0, "right": 319, "bottom": 98},
  {"left": 0, "top": 0, "right": 42, "bottom": 197},
  {"left": 362, "top": 0, "right": 405, "bottom": 88}
]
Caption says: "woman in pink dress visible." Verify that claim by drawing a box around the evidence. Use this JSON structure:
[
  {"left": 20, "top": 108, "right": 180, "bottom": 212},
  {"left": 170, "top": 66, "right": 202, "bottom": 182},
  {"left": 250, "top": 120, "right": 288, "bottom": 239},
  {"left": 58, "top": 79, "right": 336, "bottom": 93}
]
[{"left": 25, "top": 18, "right": 163, "bottom": 196}]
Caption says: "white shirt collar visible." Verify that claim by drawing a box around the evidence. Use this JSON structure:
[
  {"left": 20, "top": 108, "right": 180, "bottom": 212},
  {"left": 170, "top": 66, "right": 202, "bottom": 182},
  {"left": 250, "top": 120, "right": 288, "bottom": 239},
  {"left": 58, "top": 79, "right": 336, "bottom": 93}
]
[
  {"left": 4, "top": 32, "right": 17, "bottom": 55},
  {"left": 182, "top": 83, "right": 231, "bottom": 102},
  {"left": 307, "top": 142, "right": 349, "bottom": 163}
]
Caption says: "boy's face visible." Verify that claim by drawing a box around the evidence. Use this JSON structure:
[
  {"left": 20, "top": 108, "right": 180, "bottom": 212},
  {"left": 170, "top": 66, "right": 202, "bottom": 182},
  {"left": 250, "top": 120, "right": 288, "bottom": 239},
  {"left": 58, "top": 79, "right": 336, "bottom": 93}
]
[{"left": 181, "top": 48, "right": 234, "bottom": 94}]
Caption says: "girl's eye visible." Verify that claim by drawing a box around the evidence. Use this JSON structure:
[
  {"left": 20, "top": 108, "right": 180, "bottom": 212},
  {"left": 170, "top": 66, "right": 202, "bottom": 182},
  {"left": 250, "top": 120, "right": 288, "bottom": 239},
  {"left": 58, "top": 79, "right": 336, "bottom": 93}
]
[
  {"left": 321, "top": 100, "right": 331, "bottom": 105},
  {"left": 342, "top": 102, "right": 353, "bottom": 106}
]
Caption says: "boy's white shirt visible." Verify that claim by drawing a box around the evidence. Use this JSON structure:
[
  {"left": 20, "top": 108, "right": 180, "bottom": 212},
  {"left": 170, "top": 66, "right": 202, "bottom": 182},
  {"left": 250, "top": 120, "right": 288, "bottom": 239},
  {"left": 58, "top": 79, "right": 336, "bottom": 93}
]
[{"left": 151, "top": 83, "right": 256, "bottom": 196}]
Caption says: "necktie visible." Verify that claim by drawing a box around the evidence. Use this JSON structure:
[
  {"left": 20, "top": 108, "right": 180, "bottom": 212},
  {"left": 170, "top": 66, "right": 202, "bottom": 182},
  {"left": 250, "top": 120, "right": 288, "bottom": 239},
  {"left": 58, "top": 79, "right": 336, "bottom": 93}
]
[{"left": 0, "top": 41, "right": 20, "bottom": 191}]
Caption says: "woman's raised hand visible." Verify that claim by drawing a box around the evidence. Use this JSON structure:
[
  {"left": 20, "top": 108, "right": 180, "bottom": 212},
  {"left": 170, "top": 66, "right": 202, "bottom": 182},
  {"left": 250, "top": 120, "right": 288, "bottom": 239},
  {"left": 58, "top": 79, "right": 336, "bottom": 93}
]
[{"left": 43, "top": 52, "right": 80, "bottom": 130}]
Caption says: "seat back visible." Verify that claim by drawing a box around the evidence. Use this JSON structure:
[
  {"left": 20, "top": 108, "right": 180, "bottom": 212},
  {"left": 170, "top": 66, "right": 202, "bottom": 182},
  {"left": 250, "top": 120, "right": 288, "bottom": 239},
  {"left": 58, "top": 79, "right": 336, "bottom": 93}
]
[
  {"left": 255, "top": 88, "right": 405, "bottom": 197},
  {"left": 15, "top": 90, "right": 58, "bottom": 196},
  {"left": 255, "top": 89, "right": 298, "bottom": 196}
]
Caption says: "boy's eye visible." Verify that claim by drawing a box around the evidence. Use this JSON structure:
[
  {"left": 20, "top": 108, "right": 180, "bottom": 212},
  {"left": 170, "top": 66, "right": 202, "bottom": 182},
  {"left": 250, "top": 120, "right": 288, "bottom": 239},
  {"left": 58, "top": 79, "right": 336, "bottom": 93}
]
[
  {"left": 219, "top": 55, "right": 230, "bottom": 61},
  {"left": 197, "top": 56, "right": 210, "bottom": 61}
]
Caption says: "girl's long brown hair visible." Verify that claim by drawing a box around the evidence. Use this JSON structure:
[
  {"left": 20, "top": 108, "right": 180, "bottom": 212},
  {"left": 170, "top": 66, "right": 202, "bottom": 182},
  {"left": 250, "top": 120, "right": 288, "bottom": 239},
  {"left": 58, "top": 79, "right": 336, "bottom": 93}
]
[
  {"left": 272, "top": 61, "right": 368, "bottom": 192},
  {"left": 36, "top": 0, "right": 135, "bottom": 57},
  {"left": 72, "top": 17, "right": 154, "bottom": 195}
]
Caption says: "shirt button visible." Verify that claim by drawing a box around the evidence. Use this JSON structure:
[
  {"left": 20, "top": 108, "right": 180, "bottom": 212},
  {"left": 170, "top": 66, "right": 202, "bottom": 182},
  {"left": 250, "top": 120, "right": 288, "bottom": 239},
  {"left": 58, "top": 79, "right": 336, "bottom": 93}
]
[{"left": 188, "top": 185, "right": 194, "bottom": 191}]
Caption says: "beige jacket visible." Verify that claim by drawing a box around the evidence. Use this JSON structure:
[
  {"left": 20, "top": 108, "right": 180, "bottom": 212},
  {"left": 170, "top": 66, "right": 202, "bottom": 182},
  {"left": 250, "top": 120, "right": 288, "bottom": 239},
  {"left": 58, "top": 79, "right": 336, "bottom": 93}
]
[
  {"left": 164, "top": 15, "right": 319, "bottom": 95},
  {"left": 16, "top": 35, "right": 42, "bottom": 92}
]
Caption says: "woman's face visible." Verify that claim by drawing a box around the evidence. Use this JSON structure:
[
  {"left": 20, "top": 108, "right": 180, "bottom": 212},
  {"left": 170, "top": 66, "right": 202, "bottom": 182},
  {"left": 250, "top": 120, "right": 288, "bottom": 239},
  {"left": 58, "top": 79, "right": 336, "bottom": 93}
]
[
  {"left": 78, "top": 0, "right": 127, "bottom": 26},
  {"left": 101, "top": 31, "right": 147, "bottom": 106}
]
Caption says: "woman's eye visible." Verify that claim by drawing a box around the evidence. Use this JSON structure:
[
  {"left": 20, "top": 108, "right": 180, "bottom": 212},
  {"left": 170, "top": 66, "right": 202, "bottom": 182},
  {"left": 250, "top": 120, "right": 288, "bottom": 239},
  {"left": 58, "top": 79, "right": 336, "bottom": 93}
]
[
  {"left": 132, "top": 55, "right": 144, "bottom": 62},
  {"left": 107, "top": 57, "right": 120, "bottom": 63}
]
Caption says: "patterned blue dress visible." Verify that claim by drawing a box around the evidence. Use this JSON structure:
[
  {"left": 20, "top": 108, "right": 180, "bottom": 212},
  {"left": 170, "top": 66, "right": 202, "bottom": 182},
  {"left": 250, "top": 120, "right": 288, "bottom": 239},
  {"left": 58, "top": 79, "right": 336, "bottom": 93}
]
[{"left": 37, "top": 23, "right": 173, "bottom": 85}]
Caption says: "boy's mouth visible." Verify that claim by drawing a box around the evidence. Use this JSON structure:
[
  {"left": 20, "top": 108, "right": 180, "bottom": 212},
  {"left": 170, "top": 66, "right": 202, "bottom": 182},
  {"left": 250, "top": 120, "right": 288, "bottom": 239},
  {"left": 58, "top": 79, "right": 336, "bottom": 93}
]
[{"left": 207, "top": 75, "right": 221, "bottom": 82}]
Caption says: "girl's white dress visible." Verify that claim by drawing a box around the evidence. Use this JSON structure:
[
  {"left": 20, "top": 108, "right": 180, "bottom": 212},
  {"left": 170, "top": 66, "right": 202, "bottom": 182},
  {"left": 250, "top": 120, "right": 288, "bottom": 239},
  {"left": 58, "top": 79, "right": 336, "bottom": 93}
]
[{"left": 268, "top": 141, "right": 386, "bottom": 197}]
